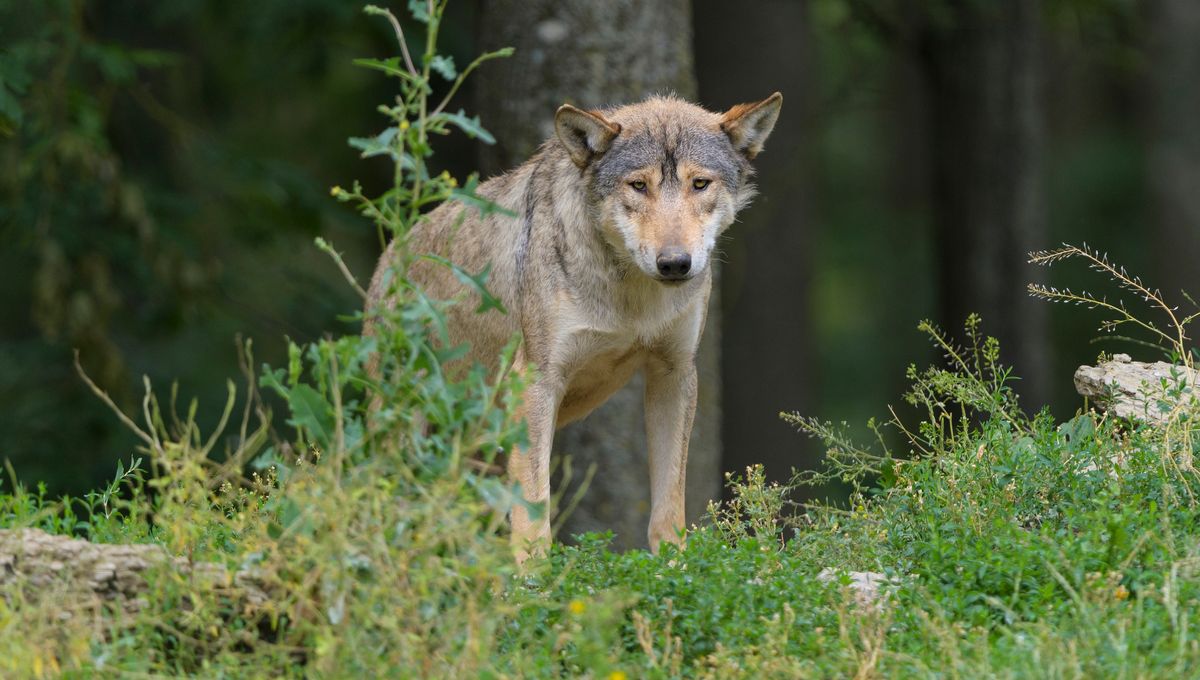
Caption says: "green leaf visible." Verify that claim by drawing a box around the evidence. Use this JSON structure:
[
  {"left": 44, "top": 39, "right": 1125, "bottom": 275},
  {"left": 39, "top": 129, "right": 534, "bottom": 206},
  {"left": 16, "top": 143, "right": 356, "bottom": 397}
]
[
  {"left": 287, "top": 342, "right": 303, "bottom": 386},
  {"left": 429, "top": 55, "right": 456, "bottom": 80},
  {"left": 431, "top": 110, "right": 495, "bottom": 144},
  {"left": 417, "top": 254, "right": 507, "bottom": 315},
  {"left": 451, "top": 175, "right": 517, "bottom": 218},
  {"left": 267, "top": 496, "right": 314, "bottom": 539},
  {"left": 453, "top": 262, "right": 506, "bottom": 315},
  {"left": 348, "top": 127, "right": 414, "bottom": 169},
  {"left": 353, "top": 57, "right": 421, "bottom": 84},
  {"left": 407, "top": 0, "right": 431, "bottom": 23},
  {"left": 287, "top": 384, "right": 336, "bottom": 449},
  {"left": 259, "top": 366, "right": 289, "bottom": 398},
  {"left": 434, "top": 342, "right": 471, "bottom": 365}
]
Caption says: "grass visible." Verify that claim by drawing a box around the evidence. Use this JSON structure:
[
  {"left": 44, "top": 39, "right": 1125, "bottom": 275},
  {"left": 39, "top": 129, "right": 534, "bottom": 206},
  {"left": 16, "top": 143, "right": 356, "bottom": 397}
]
[{"left": 2, "top": 311, "right": 1198, "bottom": 677}]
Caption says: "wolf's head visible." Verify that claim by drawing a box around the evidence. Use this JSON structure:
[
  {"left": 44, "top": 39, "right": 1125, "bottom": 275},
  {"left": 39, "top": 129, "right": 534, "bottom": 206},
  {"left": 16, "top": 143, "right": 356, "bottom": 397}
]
[{"left": 554, "top": 93, "right": 782, "bottom": 284}]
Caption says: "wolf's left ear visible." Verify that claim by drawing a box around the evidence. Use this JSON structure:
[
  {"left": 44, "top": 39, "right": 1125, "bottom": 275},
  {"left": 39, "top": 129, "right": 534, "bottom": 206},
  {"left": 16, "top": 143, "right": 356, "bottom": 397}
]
[
  {"left": 720, "top": 92, "right": 783, "bottom": 160},
  {"left": 555, "top": 104, "right": 621, "bottom": 168}
]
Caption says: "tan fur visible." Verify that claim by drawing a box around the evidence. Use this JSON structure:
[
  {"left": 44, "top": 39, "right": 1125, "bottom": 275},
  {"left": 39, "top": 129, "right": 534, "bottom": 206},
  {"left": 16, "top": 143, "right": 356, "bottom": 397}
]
[
  {"left": 366, "top": 93, "right": 782, "bottom": 562},
  {"left": 720, "top": 92, "right": 783, "bottom": 160}
]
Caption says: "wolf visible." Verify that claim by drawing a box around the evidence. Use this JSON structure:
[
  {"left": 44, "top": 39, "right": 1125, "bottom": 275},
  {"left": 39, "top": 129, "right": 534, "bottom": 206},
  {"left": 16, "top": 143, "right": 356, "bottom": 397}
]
[{"left": 366, "top": 92, "right": 782, "bottom": 561}]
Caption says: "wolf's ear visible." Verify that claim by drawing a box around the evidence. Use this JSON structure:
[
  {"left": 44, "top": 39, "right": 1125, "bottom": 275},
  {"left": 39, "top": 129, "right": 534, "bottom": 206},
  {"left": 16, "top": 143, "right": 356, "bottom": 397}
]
[
  {"left": 555, "top": 104, "right": 621, "bottom": 168},
  {"left": 720, "top": 92, "right": 783, "bottom": 160}
]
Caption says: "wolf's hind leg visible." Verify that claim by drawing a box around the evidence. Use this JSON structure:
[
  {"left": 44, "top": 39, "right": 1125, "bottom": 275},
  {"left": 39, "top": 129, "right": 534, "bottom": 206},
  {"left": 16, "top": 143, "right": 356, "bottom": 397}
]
[{"left": 644, "top": 355, "right": 697, "bottom": 553}]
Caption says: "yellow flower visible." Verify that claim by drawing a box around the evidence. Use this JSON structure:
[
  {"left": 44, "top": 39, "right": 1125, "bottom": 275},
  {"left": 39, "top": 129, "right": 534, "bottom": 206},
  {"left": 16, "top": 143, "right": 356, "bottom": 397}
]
[
  {"left": 1115, "top": 585, "right": 1130, "bottom": 601},
  {"left": 568, "top": 599, "right": 586, "bottom": 615},
  {"left": 330, "top": 185, "right": 342, "bottom": 197},
  {"left": 400, "top": 119, "right": 410, "bottom": 130},
  {"left": 607, "top": 672, "right": 627, "bottom": 680}
]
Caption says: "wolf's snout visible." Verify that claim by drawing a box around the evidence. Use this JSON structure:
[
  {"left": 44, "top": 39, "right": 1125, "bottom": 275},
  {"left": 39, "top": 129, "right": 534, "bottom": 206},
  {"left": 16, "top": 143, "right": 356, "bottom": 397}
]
[{"left": 655, "top": 248, "right": 692, "bottom": 280}]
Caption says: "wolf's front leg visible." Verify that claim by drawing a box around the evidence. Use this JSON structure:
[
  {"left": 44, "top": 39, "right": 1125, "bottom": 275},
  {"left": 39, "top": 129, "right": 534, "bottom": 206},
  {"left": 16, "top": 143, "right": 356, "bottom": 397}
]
[
  {"left": 644, "top": 353, "right": 698, "bottom": 553},
  {"left": 509, "top": 378, "right": 558, "bottom": 564}
]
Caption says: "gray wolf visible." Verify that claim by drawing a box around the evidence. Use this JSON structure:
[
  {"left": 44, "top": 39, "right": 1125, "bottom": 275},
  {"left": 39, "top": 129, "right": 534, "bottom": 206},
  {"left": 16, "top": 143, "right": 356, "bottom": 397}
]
[{"left": 367, "top": 92, "right": 783, "bottom": 562}]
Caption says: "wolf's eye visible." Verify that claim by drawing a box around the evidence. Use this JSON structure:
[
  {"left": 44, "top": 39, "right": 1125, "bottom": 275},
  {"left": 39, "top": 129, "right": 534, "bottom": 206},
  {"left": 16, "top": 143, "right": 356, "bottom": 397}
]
[
  {"left": 629, "top": 180, "right": 647, "bottom": 193},
  {"left": 692, "top": 178, "right": 711, "bottom": 191}
]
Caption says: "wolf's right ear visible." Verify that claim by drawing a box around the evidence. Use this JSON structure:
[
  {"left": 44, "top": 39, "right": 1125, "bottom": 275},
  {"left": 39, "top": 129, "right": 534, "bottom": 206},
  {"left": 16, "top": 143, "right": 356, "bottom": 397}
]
[
  {"left": 720, "top": 92, "right": 783, "bottom": 160},
  {"left": 555, "top": 105, "right": 621, "bottom": 168}
]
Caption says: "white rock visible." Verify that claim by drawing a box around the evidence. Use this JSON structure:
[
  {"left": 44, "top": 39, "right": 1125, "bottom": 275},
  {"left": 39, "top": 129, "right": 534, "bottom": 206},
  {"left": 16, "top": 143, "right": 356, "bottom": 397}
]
[{"left": 818, "top": 568, "right": 895, "bottom": 607}]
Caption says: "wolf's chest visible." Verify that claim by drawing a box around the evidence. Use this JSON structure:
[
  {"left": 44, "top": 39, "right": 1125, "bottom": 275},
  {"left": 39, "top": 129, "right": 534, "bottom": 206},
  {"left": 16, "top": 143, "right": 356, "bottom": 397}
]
[
  {"left": 548, "top": 301, "right": 698, "bottom": 424},
  {"left": 554, "top": 342, "right": 648, "bottom": 427}
]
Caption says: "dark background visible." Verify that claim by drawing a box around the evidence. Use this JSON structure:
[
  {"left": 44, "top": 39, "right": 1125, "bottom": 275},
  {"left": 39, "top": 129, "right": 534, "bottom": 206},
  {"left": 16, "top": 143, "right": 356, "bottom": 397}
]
[{"left": 2, "top": 1, "right": 1197, "bottom": 518}]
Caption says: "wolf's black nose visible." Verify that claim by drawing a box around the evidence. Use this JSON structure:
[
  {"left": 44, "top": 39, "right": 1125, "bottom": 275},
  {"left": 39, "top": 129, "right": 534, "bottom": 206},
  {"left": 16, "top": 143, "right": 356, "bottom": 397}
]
[{"left": 656, "top": 249, "right": 692, "bottom": 280}]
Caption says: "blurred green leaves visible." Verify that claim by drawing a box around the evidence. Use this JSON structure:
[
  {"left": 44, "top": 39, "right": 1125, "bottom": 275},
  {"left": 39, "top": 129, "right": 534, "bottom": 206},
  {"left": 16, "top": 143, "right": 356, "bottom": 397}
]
[
  {"left": 432, "top": 109, "right": 495, "bottom": 144},
  {"left": 0, "top": 0, "right": 414, "bottom": 493}
]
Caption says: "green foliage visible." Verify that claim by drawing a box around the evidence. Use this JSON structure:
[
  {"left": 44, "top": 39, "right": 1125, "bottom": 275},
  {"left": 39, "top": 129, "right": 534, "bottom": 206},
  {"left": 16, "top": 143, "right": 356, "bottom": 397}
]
[
  {"left": 4, "top": 2, "right": 535, "bottom": 674},
  {"left": 0, "top": 0, "right": 389, "bottom": 495},
  {"left": 1030, "top": 242, "right": 1199, "bottom": 465},
  {"left": 7, "top": 215, "right": 1200, "bottom": 677}
]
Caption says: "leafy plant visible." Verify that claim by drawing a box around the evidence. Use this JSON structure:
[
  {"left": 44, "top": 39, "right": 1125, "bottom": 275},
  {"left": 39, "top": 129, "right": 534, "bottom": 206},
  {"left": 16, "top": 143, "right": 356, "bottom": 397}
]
[
  {"left": 1030, "top": 242, "right": 1199, "bottom": 469},
  {"left": 2, "top": 2, "right": 538, "bottom": 674}
]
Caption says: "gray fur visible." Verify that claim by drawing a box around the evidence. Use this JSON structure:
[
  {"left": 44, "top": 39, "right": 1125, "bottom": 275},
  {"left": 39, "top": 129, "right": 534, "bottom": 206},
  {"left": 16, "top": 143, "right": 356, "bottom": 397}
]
[{"left": 594, "top": 126, "right": 747, "bottom": 195}]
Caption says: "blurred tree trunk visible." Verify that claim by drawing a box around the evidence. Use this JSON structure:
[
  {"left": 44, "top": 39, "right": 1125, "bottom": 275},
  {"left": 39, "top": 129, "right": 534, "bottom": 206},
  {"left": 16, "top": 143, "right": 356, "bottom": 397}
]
[
  {"left": 914, "top": 0, "right": 1051, "bottom": 402},
  {"left": 693, "top": 0, "right": 813, "bottom": 489},
  {"left": 476, "top": 0, "right": 718, "bottom": 550},
  {"left": 1147, "top": 0, "right": 1200, "bottom": 314}
]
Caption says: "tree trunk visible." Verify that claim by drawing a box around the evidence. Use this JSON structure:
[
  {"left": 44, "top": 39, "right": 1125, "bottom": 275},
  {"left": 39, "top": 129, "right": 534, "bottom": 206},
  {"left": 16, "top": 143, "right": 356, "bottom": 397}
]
[
  {"left": 916, "top": 0, "right": 1050, "bottom": 404},
  {"left": 476, "top": 0, "right": 718, "bottom": 550},
  {"left": 693, "top": 0, "right": 813, "bottom": 489},
  {"left": 1147, "top": 0, "right": 1200, "bottom": 312},
  {"left": 0, "top": 528, "right": 269, "bottom": 612}
]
